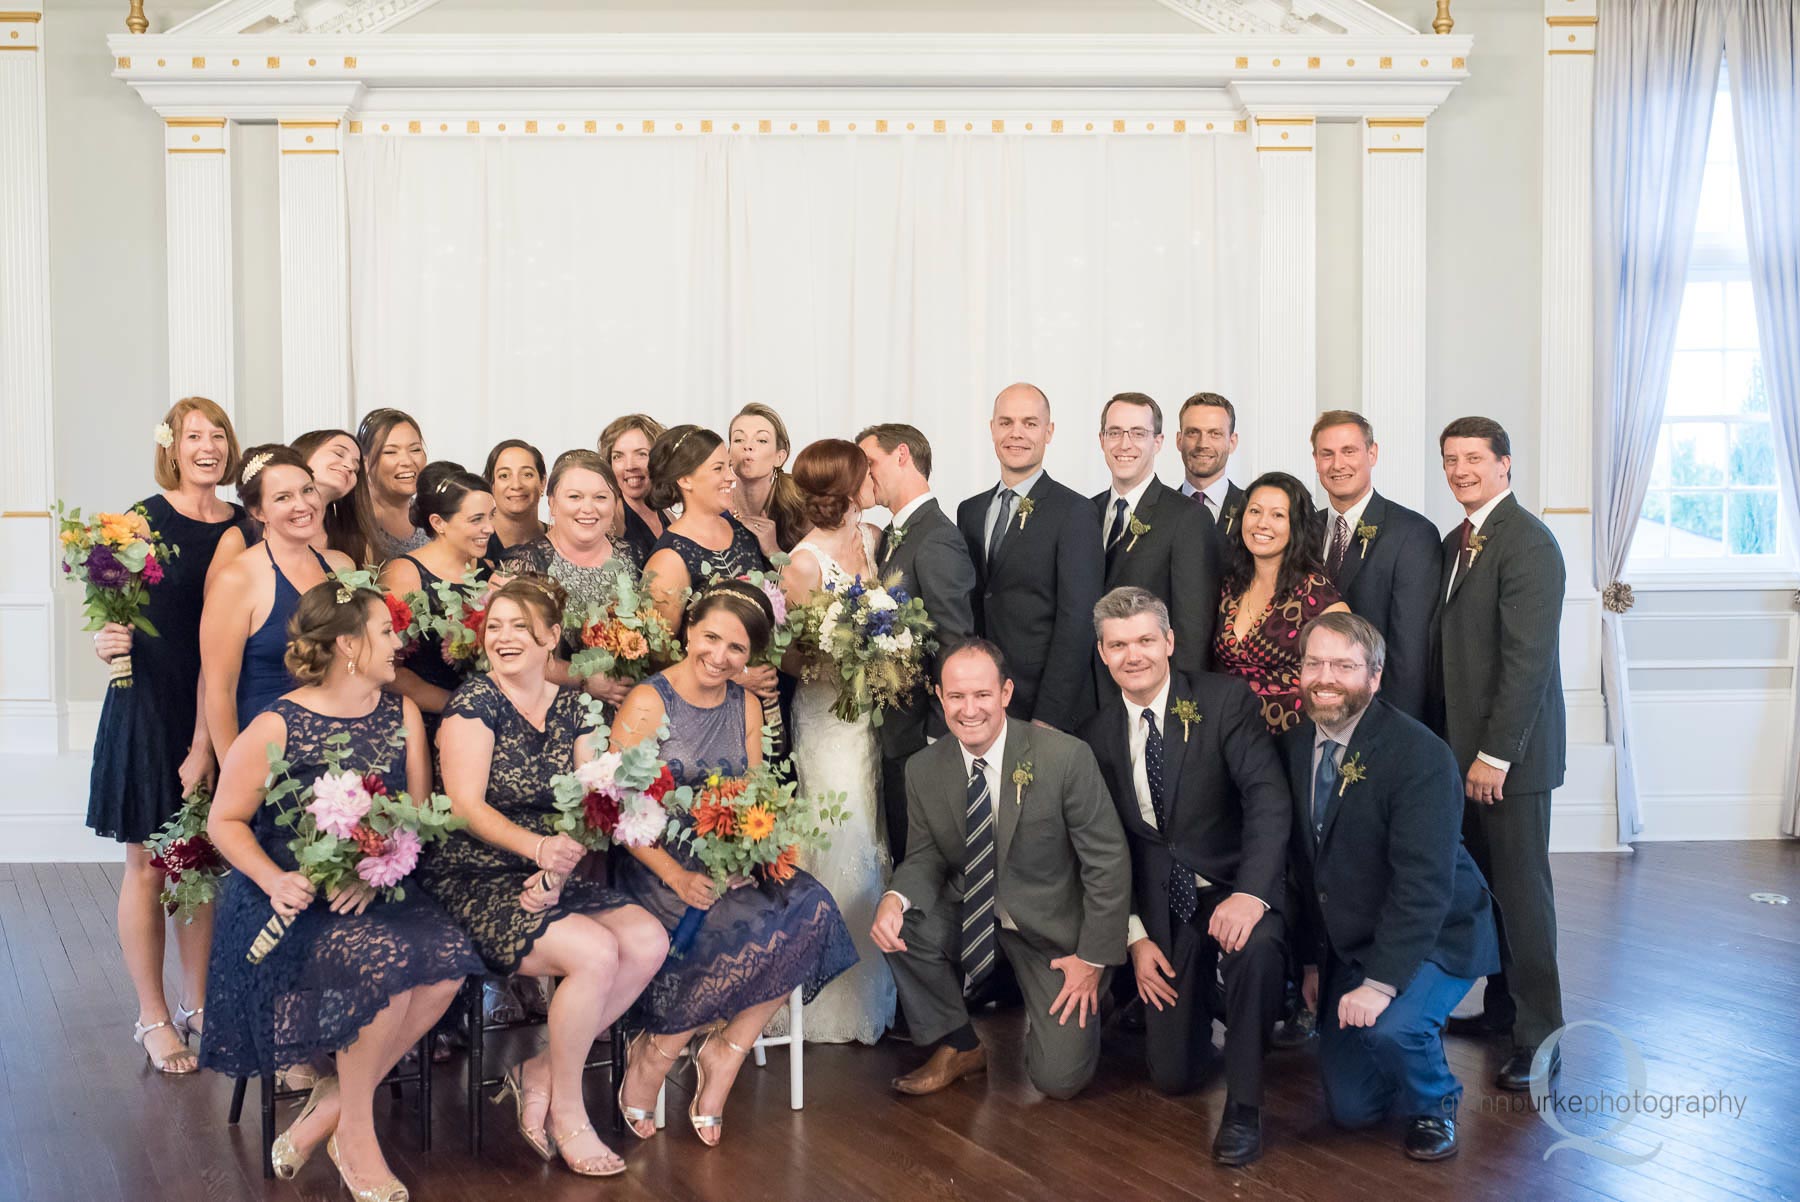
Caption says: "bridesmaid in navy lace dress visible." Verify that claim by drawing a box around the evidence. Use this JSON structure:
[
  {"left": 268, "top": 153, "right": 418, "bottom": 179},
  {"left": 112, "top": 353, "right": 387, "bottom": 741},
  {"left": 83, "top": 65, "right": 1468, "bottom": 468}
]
[
  {"left": 1212, "top": 472, "right": 1350, "bottom": 734},
  {"left": 87, "top": 397, "right": 247, "bottom": 1075},
  {"left": 425, "top": 577, "right": 667, "bottom": 1176},
  {"left": 379, "top": 463, "right": 500, "bottom": 759},
  {"left": 610, "top": 582, "right": 856, "bottom": 1147},
  {"left": 201, "top": 446, "right": 354, "bottom": 762},
  {"left": 204, "top": 581, "right": 479, "bottom": 1195}
]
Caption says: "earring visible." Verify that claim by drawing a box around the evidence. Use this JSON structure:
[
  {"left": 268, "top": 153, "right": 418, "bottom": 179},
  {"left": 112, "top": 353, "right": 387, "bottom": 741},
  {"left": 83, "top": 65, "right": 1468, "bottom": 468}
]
[{"left": 347, "top": 657, "right": 358, "bottom": 677}]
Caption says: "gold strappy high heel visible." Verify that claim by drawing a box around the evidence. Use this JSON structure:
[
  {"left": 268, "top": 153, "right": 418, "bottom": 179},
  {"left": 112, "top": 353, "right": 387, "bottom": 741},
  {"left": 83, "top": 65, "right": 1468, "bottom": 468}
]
[
  {"left": 618, "top": 1031, "right": 679, "bottom": 1140},
  {"left": 550, "top": 1122, "right": 628, "bottom": 1177},
  {"left": 270, "top": 1074, "right": 338, "bottom": 1180},
  {"left": 493, "top": 1063, "right": 554, "bottom": 1160},
  {"left": 132, "top": 1018, "right": 197, "bottom": 1075},
  {"left": 326, "top": 1134, "right": 408, "bottom": 1202},
  {"left": 689, "top": 1027, "right": 751, "bottom": 1147}
]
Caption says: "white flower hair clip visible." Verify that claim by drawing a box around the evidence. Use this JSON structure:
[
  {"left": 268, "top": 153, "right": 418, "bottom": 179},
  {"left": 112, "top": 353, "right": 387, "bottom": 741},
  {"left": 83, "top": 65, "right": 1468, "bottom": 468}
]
[
  {"left": 153, "top": 422, "right": 174, "bottom": 449},
  {"left": 240, "top": 451, "right": 274, "bottom": 485}
]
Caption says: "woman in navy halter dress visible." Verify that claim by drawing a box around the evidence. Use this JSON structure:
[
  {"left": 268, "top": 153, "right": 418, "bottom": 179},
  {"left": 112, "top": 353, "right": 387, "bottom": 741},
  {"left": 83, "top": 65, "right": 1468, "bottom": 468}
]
[
  {"left": 610, "top": 582, "right": 855, "bottom": 1145},
  {"left": 235, "top": 542, "right": 336, "bottom": 722}
]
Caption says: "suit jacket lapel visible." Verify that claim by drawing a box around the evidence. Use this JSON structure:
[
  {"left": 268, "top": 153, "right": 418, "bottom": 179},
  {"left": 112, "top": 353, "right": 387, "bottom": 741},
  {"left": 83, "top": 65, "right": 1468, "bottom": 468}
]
[
  {"left": 1319, "top": 703, "right": 1384, "bottom": 851},
  {"left": 1332, "top": 492, "right": 1384, "bottom": 596},
  {"left": 1158, "top": 676, "right": 1190, "bottom": 820},
  {"left": 996, "top": 719, "right": 1031, "bottom": 867},
  {"left": 1445, "top": 494, "right": 1512, "bottom": 606},
  {"left": 985, "top": 474, "right": 1047, "bottom": 580}
]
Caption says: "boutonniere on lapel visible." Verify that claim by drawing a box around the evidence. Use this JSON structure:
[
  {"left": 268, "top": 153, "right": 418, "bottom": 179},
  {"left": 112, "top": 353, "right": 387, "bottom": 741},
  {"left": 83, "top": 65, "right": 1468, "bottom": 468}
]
[
  {"left": 1222, "top": 504, "right": 1240, "bottom": 536},
  {"left": 1171, "top": 699, "right": 1201, "bottom": 741},
  {"left": 1467, "top": 531, "right": 1488, "bottom": 566},
  {"left": 1016, "top": 497, "right": 1036, "bottom": 530},
  {"left": 1126, "top": 514, "right": 1151, "bottom": 552},
  {"left": 883, "top": 523, "right": 906, "bottom": 562},
  {"left": 1338, "top": 752, "right": 1368, "bottom": 797},
  {"left": 1011, "top": 762, "right": 1033, "bottom": 806},
  {"left": 1355, "top": 521, "right": 1378, "bottom": 559}
]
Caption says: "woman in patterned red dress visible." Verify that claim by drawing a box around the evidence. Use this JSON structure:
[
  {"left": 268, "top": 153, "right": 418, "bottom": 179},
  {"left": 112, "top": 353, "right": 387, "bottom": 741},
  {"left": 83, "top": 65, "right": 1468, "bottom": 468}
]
[{"left": 1212, "top": 472, "right": 1351, "bottom": 734}]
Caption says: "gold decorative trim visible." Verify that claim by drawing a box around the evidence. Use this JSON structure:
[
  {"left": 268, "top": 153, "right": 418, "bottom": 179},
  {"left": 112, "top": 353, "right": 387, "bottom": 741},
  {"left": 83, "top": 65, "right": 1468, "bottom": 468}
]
[
  {"left": 281, "top": 149, "right": 339, "bottom": 155},
  {"left": 1546, "top": 15, "right": 1598, "bottom": 25},
  {"left": 1452, "top": 56, "right": 1466, "bottom": 69},
  {"left": 1367, "top": 118, "right": 1426, "bottom": 127},
  {"left": 349, "top": 120, "right": 363, "bottom": 133},
  {"left": 344, "top": 56, "right": 357, "bottom": 68},
  {"left": 1, "top": 510, "right": 51, "bottom": 519},
  {"left": 168, "top": 148, "right": 225, "bottom": 155},
  {"left": 1256, "top": 146, "right": 1312, "bottom": 152},
  {"left": 1256, "top": 117, "right": 1315, "bottom": 126},
  {"left": 0, "top": 12, "right": 44, "bottom": 21},
  {"left": 1432, "top": 0, "right": 1454, "bottom": 35},
  {"left": 1548, "top": 49, "right": 1595, "bottom": 55},
  {"left": 346, "top": 116, "right": 1252, "bottom": 139},
  {"left": 279, "top": 120, "right": 341, "bottom": 128},
  {"left": 1379, "top": 56, "right": 1393, "bottom": 69},
  {"left": 1542, "top": 507, "right": 1591, "bottom": 515},
  {"left": 166, "top": 118, "right": 226, "bottom": 128},
  {"left": 1368, "top": 147, "right": 1424, "bottom": 154},
  {"left": 1234, "top": 56, "right": 1247, "bottom": 68},
  {"left": 116, "top": 56, "right": 130, "bottom": 68},
  {"left": 1307, "top": 57, "right": 1320, "bottom": 69},
  {"left": 0, "top": 44, "right": 35, "bottom": 51}
]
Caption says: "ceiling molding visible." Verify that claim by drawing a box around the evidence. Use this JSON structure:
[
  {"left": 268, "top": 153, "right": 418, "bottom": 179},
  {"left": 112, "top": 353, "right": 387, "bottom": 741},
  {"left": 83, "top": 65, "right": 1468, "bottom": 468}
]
[
  {"left": 1151, "top": 0, "right": 1419, "bottom": 36},
  {"left": 167, "top": 0, "right": 441, "bottom": 37}
]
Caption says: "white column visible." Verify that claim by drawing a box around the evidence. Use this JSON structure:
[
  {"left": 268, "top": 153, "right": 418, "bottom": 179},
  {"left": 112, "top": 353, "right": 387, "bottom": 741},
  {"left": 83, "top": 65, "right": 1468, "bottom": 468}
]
[
  {"left": 1361, "top": 117, "right": 1429, "bottom": 512},
  {"left": 163, "top": 117, "right": 234, "bottom": 416},
  {"left": 0, "top": 6, "right": 57, "bottom": 752},
  {"left": 1250, "top": 115, "right": 1317, "bottom": 482},
  {"left": 278, "top": 119, "right": 352, "bottom": 436},
  {"left": 1541, "top": 0, "right": 1614, "bottom": 849}
]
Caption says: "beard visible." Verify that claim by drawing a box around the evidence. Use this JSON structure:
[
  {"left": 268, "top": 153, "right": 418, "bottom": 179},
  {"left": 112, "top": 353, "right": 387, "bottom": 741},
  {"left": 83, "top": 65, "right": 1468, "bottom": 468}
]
[{"left": 1302, "top": 680, "right": 1375, "bottom": 728}]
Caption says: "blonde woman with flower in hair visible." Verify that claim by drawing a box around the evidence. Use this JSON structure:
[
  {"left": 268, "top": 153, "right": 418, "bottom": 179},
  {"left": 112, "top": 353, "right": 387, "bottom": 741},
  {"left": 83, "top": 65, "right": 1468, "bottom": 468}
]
[
  {"left": 85, "top": 397, "right": 247, "bottom": 1074},
  {"left": 203, "top": 581, "right": 479, "bottom": 1194}
]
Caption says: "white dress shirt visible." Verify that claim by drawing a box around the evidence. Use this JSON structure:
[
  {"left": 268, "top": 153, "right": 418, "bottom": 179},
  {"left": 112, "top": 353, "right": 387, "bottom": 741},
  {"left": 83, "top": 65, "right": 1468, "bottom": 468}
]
[
  {"left": 1448, "top": 488, "right": 1516, "bottom": 772},
  {"left": 890, "top": 490, "right": 936, "bottom": 535},
  {"left": 1322, "top": 487, "right": 1375, "bottom": 561},
  {"left": 1103, "top": 475, "right": 1157, "bottom": 548},
  {"left": 1179, "top": 476, "right": 1233, "bottom": 518}
]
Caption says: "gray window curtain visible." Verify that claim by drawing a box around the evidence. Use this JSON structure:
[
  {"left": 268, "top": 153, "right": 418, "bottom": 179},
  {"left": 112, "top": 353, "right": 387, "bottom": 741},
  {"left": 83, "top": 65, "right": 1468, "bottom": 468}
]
[
  {"left": 1723, "top": 2, "right": 1800, "bottom": 837},
  {"left": 1592, "top": 0, "right": 1725, "bottom": 844}
]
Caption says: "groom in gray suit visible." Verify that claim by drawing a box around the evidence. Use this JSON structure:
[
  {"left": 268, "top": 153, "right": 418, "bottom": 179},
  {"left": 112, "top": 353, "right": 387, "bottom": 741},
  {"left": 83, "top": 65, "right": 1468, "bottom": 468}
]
[{"left": 872, "top": 640, "right": 1130, "bottom": 1100}]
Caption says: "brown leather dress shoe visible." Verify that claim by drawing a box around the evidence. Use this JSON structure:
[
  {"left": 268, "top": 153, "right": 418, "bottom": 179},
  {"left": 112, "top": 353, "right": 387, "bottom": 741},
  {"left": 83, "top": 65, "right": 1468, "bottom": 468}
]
[{"left": 892, "top": 1044, "right": 987, "bottom": 1096}]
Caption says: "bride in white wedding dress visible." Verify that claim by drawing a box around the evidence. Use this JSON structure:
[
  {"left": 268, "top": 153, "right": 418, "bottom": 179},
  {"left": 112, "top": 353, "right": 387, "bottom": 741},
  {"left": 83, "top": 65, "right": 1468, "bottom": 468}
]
[{"left": 769, "top": 439, "right": 896, "bottom": 1045}]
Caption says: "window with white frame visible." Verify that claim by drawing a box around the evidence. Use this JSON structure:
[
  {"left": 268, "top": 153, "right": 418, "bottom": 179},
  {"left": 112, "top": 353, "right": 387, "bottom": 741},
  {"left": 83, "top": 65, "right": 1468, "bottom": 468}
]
[{"left": 1632, "top": 70, "right": 1784, "bottom": 569}]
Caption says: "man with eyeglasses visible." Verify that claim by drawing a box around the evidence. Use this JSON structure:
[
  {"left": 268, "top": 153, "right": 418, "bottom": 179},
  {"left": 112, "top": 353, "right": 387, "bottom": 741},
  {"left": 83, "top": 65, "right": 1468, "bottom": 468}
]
[
  {"left": 1090, "top": 393, "right": 1220, "bottom": 694},
  {"left": 1281, "top": 612, "right": 1499, "bottom": 1162}
]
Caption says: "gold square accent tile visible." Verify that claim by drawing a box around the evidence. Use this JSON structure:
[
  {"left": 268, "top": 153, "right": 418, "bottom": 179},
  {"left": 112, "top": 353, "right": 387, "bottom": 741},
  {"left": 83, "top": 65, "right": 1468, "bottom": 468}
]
[
  {"left": 345, "top": 56, "right": 357, "bottom": 68},
  {"left": 1052, "top": 119, "right": 1063, "bottom": 133},
  {"left": 701, "top": 120, "right": 712, "bottom": 132},
  {"left": 1380, "top": 56, "right": 1392, "bottom": 68},
  {"left": 934, "top": 120, "right": 945, "bottom": 133},
  {"left": 527, "top": 120, "right": 538, "bottom": 133},
  {"left": 1235, "top": 56, "right": 1247, "bottom": 68},
  {"left": 408, "top": 120, "right": 420, "bottom": 133}
]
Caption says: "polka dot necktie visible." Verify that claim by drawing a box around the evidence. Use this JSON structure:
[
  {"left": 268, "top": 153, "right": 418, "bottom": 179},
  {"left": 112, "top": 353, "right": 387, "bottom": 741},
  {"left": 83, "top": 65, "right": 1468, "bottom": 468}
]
[{"left": 1143, "top": 709, "right": 1198, "bottom": 926}]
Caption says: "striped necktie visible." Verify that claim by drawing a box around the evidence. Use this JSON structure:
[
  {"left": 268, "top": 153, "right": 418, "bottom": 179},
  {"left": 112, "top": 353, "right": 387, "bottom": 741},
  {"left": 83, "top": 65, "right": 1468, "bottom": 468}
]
[{"left": 960, "top": 757, "right": 998, "bottom": 994}]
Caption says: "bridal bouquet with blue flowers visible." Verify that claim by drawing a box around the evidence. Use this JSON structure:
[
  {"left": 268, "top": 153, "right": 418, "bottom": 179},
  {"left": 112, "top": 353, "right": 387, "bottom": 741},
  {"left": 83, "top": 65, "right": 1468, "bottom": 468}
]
[{"left": 788, "top": 573, "right": 936, "bottom": 725}]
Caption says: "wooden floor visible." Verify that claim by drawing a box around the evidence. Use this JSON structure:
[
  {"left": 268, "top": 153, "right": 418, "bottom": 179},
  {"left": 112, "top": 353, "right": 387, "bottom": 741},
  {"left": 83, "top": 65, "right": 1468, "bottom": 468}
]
[{"left": 0, "top": 840, "right": 1794, "bottom": 1202}]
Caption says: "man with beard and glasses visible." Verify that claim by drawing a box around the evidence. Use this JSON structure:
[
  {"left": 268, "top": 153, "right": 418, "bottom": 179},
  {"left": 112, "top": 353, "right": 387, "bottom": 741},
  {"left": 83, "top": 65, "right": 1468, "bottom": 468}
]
[{"left": 1279, "top": 612, "right": 1499, "bottom": 1162}]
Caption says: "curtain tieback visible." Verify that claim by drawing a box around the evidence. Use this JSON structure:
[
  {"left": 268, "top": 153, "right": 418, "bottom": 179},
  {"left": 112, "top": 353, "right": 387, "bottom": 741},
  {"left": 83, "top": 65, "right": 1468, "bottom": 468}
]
[{"left": 1602, "top": 581, "right": 1635, "bottom": 614}]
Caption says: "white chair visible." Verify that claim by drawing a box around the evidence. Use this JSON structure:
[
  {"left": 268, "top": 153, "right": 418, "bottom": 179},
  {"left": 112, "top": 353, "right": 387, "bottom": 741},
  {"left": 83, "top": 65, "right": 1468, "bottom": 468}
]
[{"left": 652, "top": 986, "right": 804, "bottom": 1128}]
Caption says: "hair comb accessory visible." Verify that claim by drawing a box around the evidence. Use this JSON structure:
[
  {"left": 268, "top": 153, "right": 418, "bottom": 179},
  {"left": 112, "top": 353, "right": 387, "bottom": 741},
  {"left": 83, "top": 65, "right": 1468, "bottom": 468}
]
[
  {"left": 669, "top": 427, "right": 702, "bottom": 456},
  {"left": 240, "top": 451, "right": 273, "bottom": 485},
  {"left": 335, "top": 586, "right": 353, "bottom": 604}
]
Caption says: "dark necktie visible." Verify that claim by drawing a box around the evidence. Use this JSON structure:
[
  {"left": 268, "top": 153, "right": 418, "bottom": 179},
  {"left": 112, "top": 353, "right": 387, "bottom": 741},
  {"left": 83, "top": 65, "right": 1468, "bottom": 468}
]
[
  {"left": 987, "top": 488, "right": 1016, "bottom": 569},
  {"left": 1196, "top": 491, "right": 1214, "bottom": 518},
  {"left": 1327, "top": 513, "right": 1351, "bottom": 580},
  {"left": 960, "top": 758, "right": 998, "bottom": 994},
  {"left": 1450, "top": 517, "right": 1474, "bottom": 590},
  {"left": 1312, "top": 741, "right": 1339, "bottom": 841},
  {"left": 1143, "top": 709, "right": 1198, "bottom": 925},
  {"left": 1105, "top": 496, "right": 1128, "bottom": 550}
]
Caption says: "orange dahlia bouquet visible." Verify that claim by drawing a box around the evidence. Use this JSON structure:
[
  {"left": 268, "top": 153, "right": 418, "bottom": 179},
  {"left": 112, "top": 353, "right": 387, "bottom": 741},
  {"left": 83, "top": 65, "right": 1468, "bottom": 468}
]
[{"left": 567, "top": 570, "right": 679, "bottom": 684}]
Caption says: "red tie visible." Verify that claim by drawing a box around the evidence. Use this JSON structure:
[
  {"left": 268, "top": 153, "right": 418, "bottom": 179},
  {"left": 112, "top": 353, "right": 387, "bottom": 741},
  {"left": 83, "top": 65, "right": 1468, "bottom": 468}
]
[{"left": 1454, "top": 519, "right": 1475, "bottom": 585}]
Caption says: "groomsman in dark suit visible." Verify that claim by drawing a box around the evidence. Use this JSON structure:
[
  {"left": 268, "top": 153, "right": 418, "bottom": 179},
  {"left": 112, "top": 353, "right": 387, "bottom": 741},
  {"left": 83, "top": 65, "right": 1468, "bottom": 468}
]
[
  {"left": 1175, "top": 392, "right": 1248, "bottom": 559},
  {"left": 1283, "top": 613, "right": 1501, "bottom": 1161},
  {"left": 1081, "top": 587, "right": 1289, "bottom": 1165},
  {"left": 957, "top": 383, "right": 1104, "bottom": 732},
  {"left": 1430, "top": 416, "right": 1567, "bottom": 1092},
  {"left": 1307, "top": 410, "right": 1442, "bottom": 721},
  {"left": 873, "top": 641, "right": 1130, "bottom": 1100},
  {"left": 1092, "top": 393, "right": 1220, "bottom": 688},
  {"left": 858, "top": 423, "right": 978, "bottom": 863}
]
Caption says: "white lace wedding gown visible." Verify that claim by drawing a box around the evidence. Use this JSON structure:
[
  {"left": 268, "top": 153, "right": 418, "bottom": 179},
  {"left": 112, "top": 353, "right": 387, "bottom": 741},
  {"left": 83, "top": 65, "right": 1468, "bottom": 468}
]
[{"left": 768, "top": 526, "right": 897, "bottom": 1045}]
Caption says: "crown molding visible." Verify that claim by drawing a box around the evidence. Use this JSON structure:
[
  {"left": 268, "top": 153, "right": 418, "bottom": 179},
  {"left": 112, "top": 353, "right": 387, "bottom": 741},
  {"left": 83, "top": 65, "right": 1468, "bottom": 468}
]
[
  {"left": 166, "top": 0, "right": 442, "bottom": 36},
  {"left": 1151, "top": 0, "right": 1417, "bottom": 36}
]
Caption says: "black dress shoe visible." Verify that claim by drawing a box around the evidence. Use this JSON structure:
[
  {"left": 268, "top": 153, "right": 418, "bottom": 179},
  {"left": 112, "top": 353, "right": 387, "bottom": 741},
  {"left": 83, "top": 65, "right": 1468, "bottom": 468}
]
[
  {"left": 1403, "top": 1116, "right": 1458, "bottom": 1161},
  {"left": 1496, "top": 1045, "right": 1559, "bottom": 1092},
  {"left": 1211, "top": 1103, "right": 1263, "bottom": 1166},
  {"left": 1269, "top": 1007, "right": 1316, "bottom": 1049},
  {"left": 1445, "top": 1011, "right": 1513, "bottom": 1039}
]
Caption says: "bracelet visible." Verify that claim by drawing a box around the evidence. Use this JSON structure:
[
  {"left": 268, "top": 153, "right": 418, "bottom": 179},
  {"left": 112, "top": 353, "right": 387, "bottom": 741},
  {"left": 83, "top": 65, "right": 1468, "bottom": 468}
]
[{"left": 532, "top": 835, "right": 547, "bottom": 868}]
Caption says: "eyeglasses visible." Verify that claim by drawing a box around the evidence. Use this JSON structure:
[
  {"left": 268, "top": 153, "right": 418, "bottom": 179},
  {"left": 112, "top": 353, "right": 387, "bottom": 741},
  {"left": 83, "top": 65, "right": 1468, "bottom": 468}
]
[
  {"left": 1100, "top": 427, "right": 1155, "bottom": 445},
  {"left": 1301, "top": 657, "right": 1369, "bottom": 675}
]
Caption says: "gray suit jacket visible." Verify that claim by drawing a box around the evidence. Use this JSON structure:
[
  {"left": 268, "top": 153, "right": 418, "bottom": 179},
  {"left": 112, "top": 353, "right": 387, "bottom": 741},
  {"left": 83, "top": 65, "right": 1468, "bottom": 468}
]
[
  {"left": 1430, "top": 493, "right": 1568, "bottom": 794},
  {"left": 889, "top": 719, "right": 1131, "bottom": 967},
  {"left": 876, "top": 497, "right": 977, "bottom": 759}
]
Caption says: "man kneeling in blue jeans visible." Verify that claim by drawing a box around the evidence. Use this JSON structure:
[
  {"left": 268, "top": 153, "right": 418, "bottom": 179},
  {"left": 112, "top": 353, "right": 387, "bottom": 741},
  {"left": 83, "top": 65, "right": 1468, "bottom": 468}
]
[{"left": 1279, "top": 612, "right": 1501, "bottom": 1160}]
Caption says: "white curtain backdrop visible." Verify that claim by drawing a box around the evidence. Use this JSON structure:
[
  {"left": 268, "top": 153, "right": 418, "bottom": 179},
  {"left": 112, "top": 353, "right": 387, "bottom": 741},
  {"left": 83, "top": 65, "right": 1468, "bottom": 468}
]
[{"left": 346, "top": 131, "right": 1260, "bottom": 503}]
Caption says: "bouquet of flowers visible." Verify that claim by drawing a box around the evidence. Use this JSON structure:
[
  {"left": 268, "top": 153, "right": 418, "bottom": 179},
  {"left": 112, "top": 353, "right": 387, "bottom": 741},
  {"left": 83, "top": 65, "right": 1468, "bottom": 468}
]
[
  {"left": 399, "top": 566, "right": 491, "bottom": 671},
  {"left": 664, "top": 759, "right": 847, "bottom": 955},
  {"left": 54, "top": 502, "right": 177, "bottom": 688},
  {"left": 146, "top": 782, "right": 228, "bottom": 923},
  {"left": 789, "top": 573, "right": 936, "bottom": 725},
  {"left": 247, "top": 729, "right": 465, "bottom": 964},
  {"left": 548, "top": 698, "right": 689, "bottom": 862},
  {"left": 567, "top": 570, "right": 680, "bottom": 684}
]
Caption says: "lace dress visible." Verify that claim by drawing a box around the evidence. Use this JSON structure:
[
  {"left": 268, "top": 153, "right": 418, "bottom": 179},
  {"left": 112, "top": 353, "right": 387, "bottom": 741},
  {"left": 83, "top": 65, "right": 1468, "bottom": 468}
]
[
  {"left": 767, "top": 528, "right": 895, "bottom": 1044},
  {"left": 200, "top": 694, "right": 481, "bottom": 1078},
  {"left": 1212, "top": 572, "right": 1343, "bottom": 734},
  {"left": 613, "top": 675, "right": 858, "bottom": 1034},
  {"left": 498, "top": 534, "right": 645, "bottom": 658},
  {"left": 87, "top": 494, "right": 247, "bottom": 844},
  {"left": 418, "top": 677, "right": 637, "bottom": 974},
  {"left": 396, "top": 553, "right": 489, "bottom": 755},
  {"left": 650, "top": 515, "right": 770, "bottom": 622}
]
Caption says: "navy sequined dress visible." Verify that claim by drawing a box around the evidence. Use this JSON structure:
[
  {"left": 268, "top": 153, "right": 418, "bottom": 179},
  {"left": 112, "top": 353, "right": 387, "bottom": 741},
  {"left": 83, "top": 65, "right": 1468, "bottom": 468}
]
[
  {"left": 614, "top": 675, "right": 856, "bottom": 1033},
  {"left": 200, "top": 694, "right": 481, "bottom": 1078}
]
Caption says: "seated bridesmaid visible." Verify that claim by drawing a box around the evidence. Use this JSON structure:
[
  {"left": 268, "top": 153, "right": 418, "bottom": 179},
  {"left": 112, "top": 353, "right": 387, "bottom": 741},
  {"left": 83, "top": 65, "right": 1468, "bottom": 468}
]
[
  {"left": 609, "top": 581, "right": 857, "bottom": 1147},
  {"left": 379, "top": 463, "right": 502, "bottom": 750},
  {"left": 423, "top": 575, "right": 668, "bottom": 1177},
  {"left": 1213, "top": 471, "right": 1350, "bottom": 734},
  {"left": 201, "top": 446, "right": 354, "bottom": 762},
  {"left": 499, "top": 449, "right": 646, "bottom": 708},
  {"left": 203, "top": 581, "right": 481, "bottom": 1199},
  {"left": 483, "top": 438, "right": 547, "bottom": 560}
]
